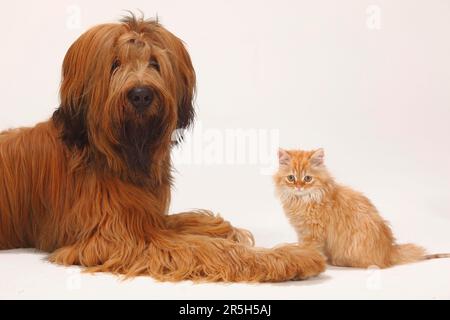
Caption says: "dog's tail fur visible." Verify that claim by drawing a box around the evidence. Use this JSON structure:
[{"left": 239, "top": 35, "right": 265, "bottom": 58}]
[{"left": 391, "top": 243, "right": 450, "bottom": 265}]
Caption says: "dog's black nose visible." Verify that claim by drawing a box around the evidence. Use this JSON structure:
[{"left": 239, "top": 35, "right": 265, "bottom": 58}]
[{"left": 127, "top": 87, "right": 154, "bottom": 109}]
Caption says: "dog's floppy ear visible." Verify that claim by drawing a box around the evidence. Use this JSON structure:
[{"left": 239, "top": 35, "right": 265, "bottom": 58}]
[
  {"left": 52, "top": 34, "right": 89, "bottom": 149},
  {"left": 52, "top": 104, "right": 88, "bottom": 149},
  {"left": 52, "top": 24, "right": 119, "bottom": 149},
  {"left": 175, "top": 40, "right": 196, "bottom": 130},
  {"left": 52, "top": 30, "right": 91, "bottom": 149}
]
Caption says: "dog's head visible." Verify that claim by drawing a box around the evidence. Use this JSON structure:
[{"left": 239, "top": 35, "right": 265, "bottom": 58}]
[{"left": 53, "top": 14, "right": 195, "bottom": 176}]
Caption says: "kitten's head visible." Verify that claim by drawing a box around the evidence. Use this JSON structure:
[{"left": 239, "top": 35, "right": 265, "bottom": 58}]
[{"left": 273, "top": 148, "right": 331, "bottom": 200}]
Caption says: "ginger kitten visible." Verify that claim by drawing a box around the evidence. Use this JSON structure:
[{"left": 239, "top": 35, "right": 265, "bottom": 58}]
[{"left": 274, "top": 148, "right": 449, "bottom": 268}]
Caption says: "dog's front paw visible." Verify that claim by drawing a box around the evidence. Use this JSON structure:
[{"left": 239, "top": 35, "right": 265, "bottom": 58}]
[
  {"left": 228, "top": 227, "right": 255, "bottom": 246},
  {"left": 48, "top": 245, "right": 80, "bottom": 266},
  {"left": 274, "top": 244, "right": 326, "bottom": 280}
]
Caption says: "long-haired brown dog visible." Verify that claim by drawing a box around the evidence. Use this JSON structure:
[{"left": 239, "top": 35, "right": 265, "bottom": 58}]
[{"left": 0, "top": 15, "right": 325, "bottom": 282}]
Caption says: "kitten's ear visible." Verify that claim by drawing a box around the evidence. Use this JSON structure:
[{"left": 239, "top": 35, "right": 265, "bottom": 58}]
[
  {"left": 278, "top": 148, "right": 291, "bottom": 166},
  {"left": 310, "top": 148, "right": 325, "bottom": 166}
]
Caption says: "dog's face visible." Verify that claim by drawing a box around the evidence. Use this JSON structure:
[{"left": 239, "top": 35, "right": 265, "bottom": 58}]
[{"left": 53, "top": 15, "right": 195, "bottom": 175}]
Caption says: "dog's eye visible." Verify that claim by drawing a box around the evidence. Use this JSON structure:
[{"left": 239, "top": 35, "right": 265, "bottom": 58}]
[
  {"left": 111, "top": 59, "right": 121, "bottom": 73},
  {"left": 286, "top": 175, "right": 296, "bottom": 183},
  {"left": 303, "top": 175, "right": 313, "bottom": 183},
  {"left": 149, "top": 59, "right": 160, "bottom": 72}
]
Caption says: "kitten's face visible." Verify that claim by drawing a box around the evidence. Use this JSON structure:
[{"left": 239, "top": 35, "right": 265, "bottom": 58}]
[{"left": 274, "top": 148, "right": 329, "bottom": 199}]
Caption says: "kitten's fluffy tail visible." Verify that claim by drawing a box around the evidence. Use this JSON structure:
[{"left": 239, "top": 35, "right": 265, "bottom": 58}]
[
  {"left": 423, "top": 253, "right": 450, "bottom": 260},
  {"left": 392, "top": 243, "right": 450, "bottom": 265}
]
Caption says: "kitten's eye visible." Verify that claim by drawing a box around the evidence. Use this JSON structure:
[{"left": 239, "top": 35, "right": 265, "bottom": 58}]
[
  {"left": 286, "top": 175, "right": 296, "bottom": 183},
  {"left": 303, "top": 175, "right": 313, "bottom": 183},
  {"left": 149, "top": 58, "right": 160, "bottom": 72},
  {"left": 111, "top": 59, "right": 121, "bottom": 73}
]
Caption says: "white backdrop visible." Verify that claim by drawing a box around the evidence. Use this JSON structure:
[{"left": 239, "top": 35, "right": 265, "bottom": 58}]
[{"left": 1, "top": 0, "right": 449, "bottom": 299}]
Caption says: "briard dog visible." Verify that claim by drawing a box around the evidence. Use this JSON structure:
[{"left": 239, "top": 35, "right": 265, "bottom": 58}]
[{"left": 0, "top": 15, "right": 325, "bottom": 282}]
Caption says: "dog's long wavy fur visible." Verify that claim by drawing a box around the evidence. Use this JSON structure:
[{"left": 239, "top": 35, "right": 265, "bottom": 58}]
[{"left": 0, "top": 14, "right": 325, "bottom": 282}]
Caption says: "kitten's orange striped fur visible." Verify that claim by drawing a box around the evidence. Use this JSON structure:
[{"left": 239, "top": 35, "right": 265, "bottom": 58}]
[{"left": 274, "top": 148, "right": 449, "bottom": 268}]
